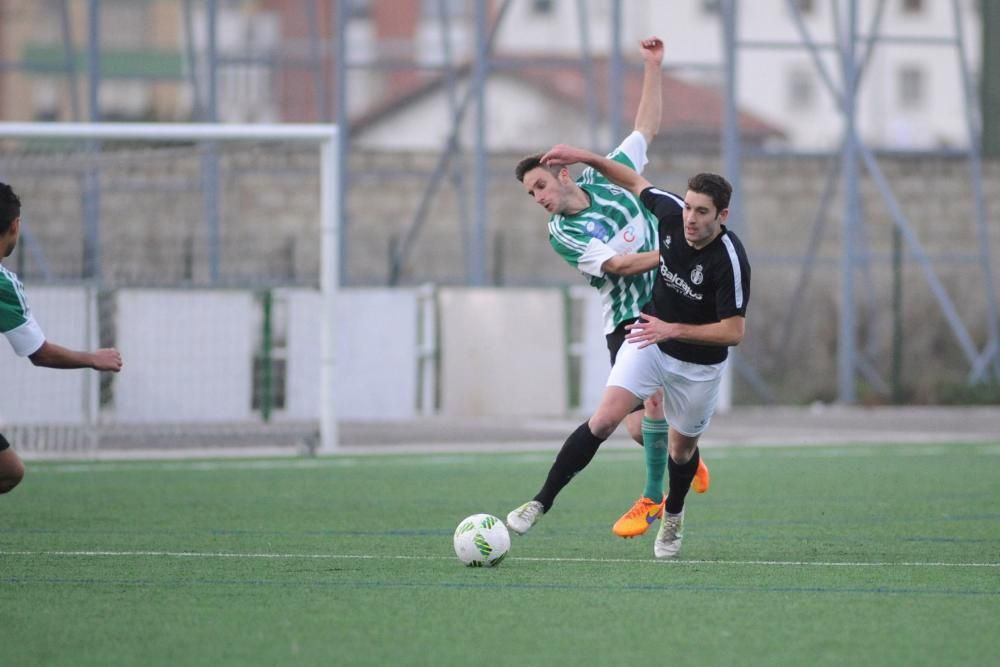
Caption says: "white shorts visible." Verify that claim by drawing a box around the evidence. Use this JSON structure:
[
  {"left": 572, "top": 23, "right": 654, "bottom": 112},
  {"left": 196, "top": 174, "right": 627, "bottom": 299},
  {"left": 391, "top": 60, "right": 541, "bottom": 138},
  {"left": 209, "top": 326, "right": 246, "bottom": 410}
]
[{"left": 606, "top": 340, "right": 726, "bottom": 437}]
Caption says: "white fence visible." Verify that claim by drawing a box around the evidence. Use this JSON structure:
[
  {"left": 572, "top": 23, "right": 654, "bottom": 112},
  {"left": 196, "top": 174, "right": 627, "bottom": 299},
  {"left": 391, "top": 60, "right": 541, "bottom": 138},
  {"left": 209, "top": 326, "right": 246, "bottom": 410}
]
[{"left": 0, "top": 286, "right": 729, "bottom": 450}]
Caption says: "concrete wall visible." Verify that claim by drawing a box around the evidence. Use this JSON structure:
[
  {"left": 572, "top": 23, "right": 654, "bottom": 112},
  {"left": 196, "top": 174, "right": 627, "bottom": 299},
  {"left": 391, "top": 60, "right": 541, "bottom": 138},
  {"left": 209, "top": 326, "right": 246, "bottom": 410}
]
[
  {"left": 4, "top": 147, "right": 998, "bottom": 404},
  {"left": 1, "top": 287, "right": 427, "bottom": 426},
  {"left": 438, "top": 288, "right": 568, "bottom": 417},
  {"left": 1, "top": 286, "right": 594, "bottom": 427},
  {"left": 283, "top": 288, "right": 420, "bottom": 421}
]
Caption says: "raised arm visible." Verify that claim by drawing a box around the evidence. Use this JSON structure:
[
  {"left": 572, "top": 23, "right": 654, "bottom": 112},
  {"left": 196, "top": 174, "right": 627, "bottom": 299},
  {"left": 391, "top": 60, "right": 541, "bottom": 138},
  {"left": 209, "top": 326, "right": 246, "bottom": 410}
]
[
  {"left": 542, "top": 144, "right": 653, "bottom": 198},
  {"left": 634, "top": 37, "right": 664, "bottom": 143}
]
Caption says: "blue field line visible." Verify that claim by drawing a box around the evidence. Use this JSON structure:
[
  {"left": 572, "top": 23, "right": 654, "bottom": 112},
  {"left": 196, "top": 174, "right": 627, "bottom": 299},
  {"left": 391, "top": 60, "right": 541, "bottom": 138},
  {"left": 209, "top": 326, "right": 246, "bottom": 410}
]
[
  {"left": 4, "top": 515, "right": 997, "bottom": 540},
  {"left": 3, "top": 549, "right": 998, "bottom": 568},
  {"left": 3, "top": 575, "right": 999, "bottom": 597},
  {"left": 23, "top": 442, "right": 1000, "bottom": 474}
]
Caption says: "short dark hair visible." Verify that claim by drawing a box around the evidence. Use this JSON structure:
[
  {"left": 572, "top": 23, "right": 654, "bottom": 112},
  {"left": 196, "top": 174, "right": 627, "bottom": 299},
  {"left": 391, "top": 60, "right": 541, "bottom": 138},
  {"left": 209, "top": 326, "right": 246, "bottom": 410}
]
[
  {"left": 687, "top": 173, "right": 732, "bottom": 214},
  {"left": 0, "top": 182, "right": 21, "bottom": 234},
  {"left": 515, "top": 153, "right": 559, "bottom": 182}
]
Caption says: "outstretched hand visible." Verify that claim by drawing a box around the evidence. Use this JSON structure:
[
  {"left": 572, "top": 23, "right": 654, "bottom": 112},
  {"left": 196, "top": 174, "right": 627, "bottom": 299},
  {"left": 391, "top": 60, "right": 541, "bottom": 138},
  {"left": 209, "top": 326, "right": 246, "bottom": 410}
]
[
  {"left": 92, "top": 347, "right": 123, "bottom": 372},
  {"left": 639, "top": 36, "right": 664, "bottom": 65},
  {"left": 625, "top": 312, "right": 675, "bottom": 349},
  {"left": 541, "top": 144, "right": 593, "bottom": 168}
]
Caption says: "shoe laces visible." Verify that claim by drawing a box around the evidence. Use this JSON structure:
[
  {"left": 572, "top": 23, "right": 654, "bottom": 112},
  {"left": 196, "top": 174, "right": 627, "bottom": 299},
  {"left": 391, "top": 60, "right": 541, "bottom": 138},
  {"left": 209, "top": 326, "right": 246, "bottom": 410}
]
[
  {"left": 517, "top": 501, "right": 540, "bottom": 519},
  {"left": 659, "top": 513, "right": 682, "bottom": 536},
  {"left": 625, "top": 498, "right": 657, "bottom": 519}
]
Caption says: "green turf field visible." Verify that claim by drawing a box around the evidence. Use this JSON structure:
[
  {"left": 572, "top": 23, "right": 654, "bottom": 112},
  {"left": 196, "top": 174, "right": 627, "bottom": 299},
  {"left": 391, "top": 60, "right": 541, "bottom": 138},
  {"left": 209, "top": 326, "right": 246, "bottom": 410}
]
[{"left": 2, "top": 441, "right": 999, "bottom": 666}]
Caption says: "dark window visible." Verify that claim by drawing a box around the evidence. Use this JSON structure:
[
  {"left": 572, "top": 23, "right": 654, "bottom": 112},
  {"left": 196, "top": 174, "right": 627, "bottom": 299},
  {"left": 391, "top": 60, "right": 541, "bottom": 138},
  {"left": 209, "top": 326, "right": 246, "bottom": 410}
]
[
  {"left": 788, "top": 69, "right": 816, "bottom": 110},
  {"left": 898, "top": 65, "right": 925, "bottom": 109},
  {"left": 347, "top": 0, "right": 370, "bottom": 19},
  {"left": 532, "top": 0, "right": 554, "bottom": 14}
]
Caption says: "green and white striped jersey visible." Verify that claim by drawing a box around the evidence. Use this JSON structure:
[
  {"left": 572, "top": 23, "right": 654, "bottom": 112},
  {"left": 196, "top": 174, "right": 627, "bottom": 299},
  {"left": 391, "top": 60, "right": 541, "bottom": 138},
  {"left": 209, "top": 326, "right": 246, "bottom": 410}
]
[
  {"left": 548, "top": 131, "right": 659, "bottom": 334},
  {"left": 0, "top": 264, "right": 45, "bottom": 357}
]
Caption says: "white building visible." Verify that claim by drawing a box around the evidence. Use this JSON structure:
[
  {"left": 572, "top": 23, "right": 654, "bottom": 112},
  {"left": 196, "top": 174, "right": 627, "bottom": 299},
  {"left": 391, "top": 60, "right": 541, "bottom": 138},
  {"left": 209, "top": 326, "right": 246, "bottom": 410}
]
[
  {"left": 486, "top": 0, "right": 982, "bottom": 151},
  {"left": 350, "top": 0, "right": 980, "bottom": 152}
]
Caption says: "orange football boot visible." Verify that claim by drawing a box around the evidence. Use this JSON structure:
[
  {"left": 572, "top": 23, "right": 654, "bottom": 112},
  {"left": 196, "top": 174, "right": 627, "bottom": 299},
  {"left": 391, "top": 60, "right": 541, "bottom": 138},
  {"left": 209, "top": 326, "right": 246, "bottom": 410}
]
[
  {"left": 612, "top": 496, "right": 665, "bottom": 538},
  {"left": 691, "top": 457, "right": 711, "bottom": 494}
]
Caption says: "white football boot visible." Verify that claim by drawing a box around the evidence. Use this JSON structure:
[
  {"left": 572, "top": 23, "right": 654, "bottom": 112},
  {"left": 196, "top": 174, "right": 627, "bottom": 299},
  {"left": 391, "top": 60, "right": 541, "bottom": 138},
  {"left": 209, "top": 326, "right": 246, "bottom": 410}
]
[
  {"left": 506, "top": 500, "right": 544, "bottom": 535},
  {"left": 654, "top": 508, "right": 685, "bottom": 558}
]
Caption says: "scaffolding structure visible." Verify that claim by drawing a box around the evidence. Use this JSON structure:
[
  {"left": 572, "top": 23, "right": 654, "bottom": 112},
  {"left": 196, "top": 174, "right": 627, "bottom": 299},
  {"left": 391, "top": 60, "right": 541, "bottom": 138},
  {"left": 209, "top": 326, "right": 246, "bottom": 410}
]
[{"left": 0, "top": 0, "right": 995, "bottom": 402}]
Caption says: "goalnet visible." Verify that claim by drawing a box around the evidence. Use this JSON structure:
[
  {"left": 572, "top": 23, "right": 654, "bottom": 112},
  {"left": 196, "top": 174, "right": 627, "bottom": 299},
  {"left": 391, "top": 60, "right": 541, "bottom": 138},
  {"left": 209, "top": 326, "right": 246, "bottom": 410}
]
[{"left": 0, "top": 122, "right": 341, "bottom": 456}]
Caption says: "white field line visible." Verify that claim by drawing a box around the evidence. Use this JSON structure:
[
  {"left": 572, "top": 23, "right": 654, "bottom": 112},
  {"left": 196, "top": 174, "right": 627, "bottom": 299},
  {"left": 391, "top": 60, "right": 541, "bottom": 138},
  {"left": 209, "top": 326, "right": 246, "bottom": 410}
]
[
  {"left": 27, "top": 443, "right": 1000, "bottom": 474},
  {"left": 2, "top": 549, "right": 997, "bottom": 568}
]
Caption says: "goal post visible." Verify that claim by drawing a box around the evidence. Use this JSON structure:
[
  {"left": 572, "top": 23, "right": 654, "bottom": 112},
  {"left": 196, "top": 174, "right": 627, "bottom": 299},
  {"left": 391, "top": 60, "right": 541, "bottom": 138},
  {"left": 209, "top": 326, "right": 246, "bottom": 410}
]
[{"left": 0, "top": 122, "right": 341, "bottom": 454}]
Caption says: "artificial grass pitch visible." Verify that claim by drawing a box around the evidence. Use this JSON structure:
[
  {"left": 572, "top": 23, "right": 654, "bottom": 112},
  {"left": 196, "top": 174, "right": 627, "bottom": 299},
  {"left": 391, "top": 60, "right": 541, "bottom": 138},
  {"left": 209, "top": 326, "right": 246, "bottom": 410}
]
[{"left": 2, "top": 442, "right": 998, "bottom": 666}]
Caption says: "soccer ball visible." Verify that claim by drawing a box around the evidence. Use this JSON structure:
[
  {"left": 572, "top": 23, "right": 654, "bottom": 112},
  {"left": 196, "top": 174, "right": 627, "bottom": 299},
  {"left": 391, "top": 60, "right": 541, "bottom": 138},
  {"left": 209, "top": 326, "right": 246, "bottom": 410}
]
[{"left": 453, "top": 513, "right": 510, "bottom": 568}]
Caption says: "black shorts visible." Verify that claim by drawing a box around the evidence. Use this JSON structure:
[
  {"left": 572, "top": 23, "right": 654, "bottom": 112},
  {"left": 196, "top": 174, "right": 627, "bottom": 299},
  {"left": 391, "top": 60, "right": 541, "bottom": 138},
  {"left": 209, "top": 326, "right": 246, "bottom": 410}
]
[{"left": 605, "top": 318, "right": 644, "bottom": 414}]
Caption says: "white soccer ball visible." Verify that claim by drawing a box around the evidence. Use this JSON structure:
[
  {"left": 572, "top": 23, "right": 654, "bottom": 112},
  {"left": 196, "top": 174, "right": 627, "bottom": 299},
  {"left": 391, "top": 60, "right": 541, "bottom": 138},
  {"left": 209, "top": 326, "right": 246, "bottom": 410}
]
[{"left": 453, "top": 513, "right": 510, "bottom": 568}]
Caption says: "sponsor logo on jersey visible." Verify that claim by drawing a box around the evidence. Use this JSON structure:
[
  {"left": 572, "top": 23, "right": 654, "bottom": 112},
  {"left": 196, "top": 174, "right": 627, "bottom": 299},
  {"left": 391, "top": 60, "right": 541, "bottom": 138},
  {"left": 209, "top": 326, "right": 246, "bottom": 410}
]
[
  {"left": 585, "top": 220, "right": 610, "bottom": 242},
  {"left": 659, "top": 260, "right": 703, "bottom": 301},
  {"left": 623, "top": 225, "right": 636, "bottom": 243},
  {"left": 690, "top": 264, "right": 704, "bottom": 286},
  {"left": 662, "top": 235, "right": 672, "bottom": 249}
]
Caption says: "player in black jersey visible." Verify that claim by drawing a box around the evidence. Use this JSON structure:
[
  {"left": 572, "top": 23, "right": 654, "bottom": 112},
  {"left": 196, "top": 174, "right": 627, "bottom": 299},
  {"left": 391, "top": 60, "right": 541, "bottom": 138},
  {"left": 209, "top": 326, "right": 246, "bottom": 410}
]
[{"left": 506, "top": 144, "right": 750, "bottom": 558}]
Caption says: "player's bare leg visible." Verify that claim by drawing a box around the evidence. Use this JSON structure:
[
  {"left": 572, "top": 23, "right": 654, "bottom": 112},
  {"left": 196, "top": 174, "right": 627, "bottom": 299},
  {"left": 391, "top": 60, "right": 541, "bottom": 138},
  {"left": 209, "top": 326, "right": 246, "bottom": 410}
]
[
  {"left": 626, "top": 388, "right": 709, "bottom": 495},
  {"left": 624, "top": 388, "right": 661, "bottom": 443}
]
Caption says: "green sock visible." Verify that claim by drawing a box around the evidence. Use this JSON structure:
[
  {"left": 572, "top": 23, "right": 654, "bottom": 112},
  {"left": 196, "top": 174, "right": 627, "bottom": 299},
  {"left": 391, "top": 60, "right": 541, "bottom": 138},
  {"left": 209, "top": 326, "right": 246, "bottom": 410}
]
[{"left": 642, "top": 417, "right": 669, "bottom": 502}]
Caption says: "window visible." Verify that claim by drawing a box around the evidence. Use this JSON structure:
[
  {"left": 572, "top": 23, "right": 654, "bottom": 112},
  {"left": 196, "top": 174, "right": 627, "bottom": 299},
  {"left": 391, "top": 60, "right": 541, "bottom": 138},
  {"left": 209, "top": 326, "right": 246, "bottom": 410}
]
[
  {"left": 32, "top": 0, "right": 64, "bottom": 43},
  {"left": 421, "top": 0, "right": 468, "bottom": 18},
  {"left": 100, "top": 0, "right": 148, "bottom": 49},
  {"left": 32, "top": 79, "right": 60, "bottom": 121},
  {"left": 898, "top": 65, "right": 925, "bottom": 109},
  {"left": 787, "top": 69, "right": 816, "bottom": 110},
  {"left": 532, "top": 0, "right": 554, "bottom": 14},
  {"left": 347, "top": 0, "right": 370, "bottom": 18}
]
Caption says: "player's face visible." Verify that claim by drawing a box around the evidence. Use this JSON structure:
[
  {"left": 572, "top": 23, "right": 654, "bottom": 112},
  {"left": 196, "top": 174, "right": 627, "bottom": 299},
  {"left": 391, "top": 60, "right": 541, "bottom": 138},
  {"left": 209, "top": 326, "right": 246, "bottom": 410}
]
[
  {"left": 522, "top": 166, "right": 572, "bottom": 214},
  {"left": 682, "top": 191, "right": 727, "bottom": 249}
]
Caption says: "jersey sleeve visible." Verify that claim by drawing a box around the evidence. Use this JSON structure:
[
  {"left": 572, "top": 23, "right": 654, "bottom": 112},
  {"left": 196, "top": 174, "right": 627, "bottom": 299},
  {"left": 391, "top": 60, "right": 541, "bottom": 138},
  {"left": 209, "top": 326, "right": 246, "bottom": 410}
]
[
  {"left": 714, "top": 233, "right": 751, "bottom": 319},
  {"left": 574, "top": 238, "right": 617, "bottom": 278},
  {"left": 639, "top": 186, "right": 684, "bottom": 220},
  {"left": 0, "top": 274, "right": 45, "bottom": 356},
  {"left": 580, "top": 130, "right": 649, "bottom": 184},
  {"left": 608, "top": 130, "right": 649, "bottom": 174}
]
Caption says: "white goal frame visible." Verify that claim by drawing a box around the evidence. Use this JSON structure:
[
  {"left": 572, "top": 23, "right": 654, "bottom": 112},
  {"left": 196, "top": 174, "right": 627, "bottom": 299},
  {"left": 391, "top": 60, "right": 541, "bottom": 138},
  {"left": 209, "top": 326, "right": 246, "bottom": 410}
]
[{"left": 0, "top": 122, "right": 342, "bottom": 454}]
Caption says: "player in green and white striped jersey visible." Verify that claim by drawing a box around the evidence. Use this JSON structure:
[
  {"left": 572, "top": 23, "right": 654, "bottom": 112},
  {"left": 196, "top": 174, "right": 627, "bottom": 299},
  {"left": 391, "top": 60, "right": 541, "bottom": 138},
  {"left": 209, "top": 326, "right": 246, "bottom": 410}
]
[
  {"left": 0, "top": 182, "right": 123, "bottom": 494},
  {"left": 508, "top": 38, "right": 710, "bottom": 539}
]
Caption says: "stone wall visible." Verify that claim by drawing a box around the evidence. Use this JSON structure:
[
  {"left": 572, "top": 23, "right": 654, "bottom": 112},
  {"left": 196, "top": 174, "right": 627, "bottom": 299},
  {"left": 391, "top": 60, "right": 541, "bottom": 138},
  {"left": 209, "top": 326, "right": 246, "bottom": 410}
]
[{"left": 4, "top": 144, "right": 998, "bottom": 404}]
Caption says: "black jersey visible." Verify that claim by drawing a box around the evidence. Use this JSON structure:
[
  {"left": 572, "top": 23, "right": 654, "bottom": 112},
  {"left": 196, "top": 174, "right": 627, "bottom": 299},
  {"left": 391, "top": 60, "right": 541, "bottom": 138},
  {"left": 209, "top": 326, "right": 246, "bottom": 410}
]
[{"left": 639, "top": 187, "right": 751, "bottom": 365}]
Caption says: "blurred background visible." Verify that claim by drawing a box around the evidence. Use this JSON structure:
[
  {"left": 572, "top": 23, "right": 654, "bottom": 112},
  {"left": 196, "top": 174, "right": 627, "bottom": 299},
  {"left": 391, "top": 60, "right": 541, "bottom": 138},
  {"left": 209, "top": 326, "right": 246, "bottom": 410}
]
[{"left": 0, "top": 1, "right": 997, "bottom": 453}]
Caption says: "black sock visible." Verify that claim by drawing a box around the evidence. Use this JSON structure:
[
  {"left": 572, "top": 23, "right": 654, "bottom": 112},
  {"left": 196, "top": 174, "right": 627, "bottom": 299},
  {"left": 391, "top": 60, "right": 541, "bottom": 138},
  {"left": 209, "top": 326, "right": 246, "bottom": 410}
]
[
  {"left": 665, "top": 448, "right": 700, "bottom": 515},
  {"left": 533, "top": 421, "right": 606, "bottom": 511}
]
